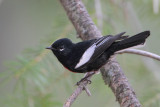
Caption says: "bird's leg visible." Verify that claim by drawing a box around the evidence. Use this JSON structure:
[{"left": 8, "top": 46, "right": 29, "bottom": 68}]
[{"left": 76, "top": 72, "right": 95, "bottom": 85}]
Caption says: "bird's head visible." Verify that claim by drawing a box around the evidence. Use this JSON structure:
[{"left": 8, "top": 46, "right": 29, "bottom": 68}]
[{"left": 46, "top": 38, "right": 73, "bottom": 57}]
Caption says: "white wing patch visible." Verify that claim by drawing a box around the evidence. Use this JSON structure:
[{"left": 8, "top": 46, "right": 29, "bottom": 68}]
[
  {"left": 75, "top": 45, "right": 96, "bottom": 69},
  {"left": 74, "top": 36, "right": 111, "bottom": 69}
]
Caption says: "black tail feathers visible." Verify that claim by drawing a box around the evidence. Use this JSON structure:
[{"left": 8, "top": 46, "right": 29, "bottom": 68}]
[{"left": 111, "top": 31, "right": 150, "bottom": 52}]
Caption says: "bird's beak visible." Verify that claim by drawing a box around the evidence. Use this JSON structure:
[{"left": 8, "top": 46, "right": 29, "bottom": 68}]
[
  {"left": 46, "top": 46, "right": 56, "bottom": 50},
  {"left": 46, "top": 46, "right": 52, "bottom": 50}
]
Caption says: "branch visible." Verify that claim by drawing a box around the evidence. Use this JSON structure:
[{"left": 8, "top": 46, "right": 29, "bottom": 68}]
[
  {"left": 59, "top": 0, "right": 141, "bottom": 107},
  {"left": 60, "top": 0, "right": 102, "bottom": 40},
  {"left": 94, "top": 0, "right": 103, "bottom": 30},
  {"left": 116, "top": 48, "right": 160, "bottom": 61},
  {"left": 101, "top": 57, "right": 141, "bottom": 107},
  {"left": 63, "top": 72, "right": 94, "bottom": 107}
]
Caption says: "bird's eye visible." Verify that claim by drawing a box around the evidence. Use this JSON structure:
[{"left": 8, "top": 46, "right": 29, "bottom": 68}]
[{"left": 59, "top": 46, "right": 64, "bottom": 51}]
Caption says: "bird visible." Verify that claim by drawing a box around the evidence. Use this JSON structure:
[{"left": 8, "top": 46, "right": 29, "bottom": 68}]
[{"left": 46, "top": 31, "right": 150, "bottom": 73}]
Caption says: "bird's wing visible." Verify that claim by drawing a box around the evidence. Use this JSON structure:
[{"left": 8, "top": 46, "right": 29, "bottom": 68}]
[{"left": 75, "top": 32, "right": 126, "bottom": 69}]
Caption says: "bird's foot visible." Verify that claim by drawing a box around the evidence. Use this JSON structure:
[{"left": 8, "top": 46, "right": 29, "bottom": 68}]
[
  {"left": 76, "top": 72, "right": 95, "bottom": 86},
  {"left": 76, "top": 77, "right": 92, "bottom": 86}
]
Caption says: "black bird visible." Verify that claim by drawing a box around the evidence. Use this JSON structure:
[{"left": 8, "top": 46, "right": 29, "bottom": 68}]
[{"left": 46, "top": 31, "right": 150, "bottom": 73}]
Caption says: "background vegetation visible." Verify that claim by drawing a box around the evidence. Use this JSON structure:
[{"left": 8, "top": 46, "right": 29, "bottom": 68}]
[{"left": 0, "top": 0, "right": 160, "bottom": 107}]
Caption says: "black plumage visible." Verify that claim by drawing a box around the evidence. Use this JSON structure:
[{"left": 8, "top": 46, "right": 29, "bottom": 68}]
[{"left": 46, "top": 31, "right": 150, "bottom": 73}]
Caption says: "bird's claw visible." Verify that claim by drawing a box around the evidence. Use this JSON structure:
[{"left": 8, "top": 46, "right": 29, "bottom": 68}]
[{"left": 76, "top": 79, "right": 92, "bottom": 86}]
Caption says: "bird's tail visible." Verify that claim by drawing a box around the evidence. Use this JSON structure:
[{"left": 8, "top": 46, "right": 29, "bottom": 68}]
[{"left": 110, "top": 31, "right": 150, "bottom": 52}]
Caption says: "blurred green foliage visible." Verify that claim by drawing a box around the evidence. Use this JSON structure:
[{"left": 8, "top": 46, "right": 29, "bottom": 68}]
[{"left": 1, "top": 0, "right": 160, "bottom": 107}]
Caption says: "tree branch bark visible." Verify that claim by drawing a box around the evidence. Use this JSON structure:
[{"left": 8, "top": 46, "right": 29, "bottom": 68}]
[
  {"left": 59, "top": 0, "right": 141, "bottom": 107},
  {"left": 60, "top": 0, "right": 102, "bottom": 40}
]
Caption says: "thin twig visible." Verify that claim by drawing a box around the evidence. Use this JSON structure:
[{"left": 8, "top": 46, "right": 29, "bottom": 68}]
[
  {"left": 94, "top": 0, "right": 103, "bottom": 31},
  {"left": 63, "top": 72, "right": 94, "bottom": 107},
  {"left": 116, "top": 48, "right": 160, "bottom": 61}
]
